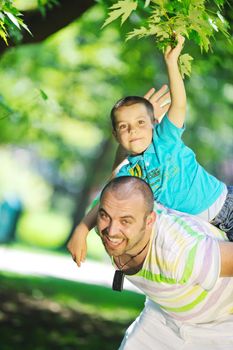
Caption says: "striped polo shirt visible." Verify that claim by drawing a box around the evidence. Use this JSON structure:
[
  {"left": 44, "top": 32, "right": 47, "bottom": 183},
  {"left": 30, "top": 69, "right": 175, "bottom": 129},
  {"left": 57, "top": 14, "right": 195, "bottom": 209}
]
[{"left": 127, "top": 206, "right": 233, "bottom": 324}]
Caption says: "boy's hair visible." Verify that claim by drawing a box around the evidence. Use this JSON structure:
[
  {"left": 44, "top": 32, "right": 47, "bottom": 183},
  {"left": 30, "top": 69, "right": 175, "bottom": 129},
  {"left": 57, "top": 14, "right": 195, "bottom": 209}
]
[{"left": 110, "top": 96, "right": 154, "bottom": 131}]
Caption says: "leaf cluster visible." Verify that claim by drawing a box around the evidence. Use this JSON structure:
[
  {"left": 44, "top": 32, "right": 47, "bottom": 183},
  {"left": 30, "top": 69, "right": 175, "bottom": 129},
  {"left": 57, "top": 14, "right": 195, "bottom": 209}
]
[
  {"left": 102, "top": 0, "right": 231, "bottom": 77},
  {"left": 0, "top": 0, "right": 31, "bottom": 44}
]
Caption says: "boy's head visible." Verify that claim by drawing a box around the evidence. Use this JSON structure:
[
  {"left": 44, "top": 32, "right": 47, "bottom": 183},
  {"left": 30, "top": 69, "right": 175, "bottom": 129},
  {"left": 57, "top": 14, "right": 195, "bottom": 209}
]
[{"left": 111, "top": 96, "right": 154, "bottom": 155}]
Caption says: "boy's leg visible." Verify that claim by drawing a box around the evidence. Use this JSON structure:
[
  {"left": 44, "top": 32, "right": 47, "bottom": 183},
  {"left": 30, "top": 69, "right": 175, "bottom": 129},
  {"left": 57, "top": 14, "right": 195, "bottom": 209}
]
[{"left": 211, "top": 186, "right": 233, "bottom": 241}]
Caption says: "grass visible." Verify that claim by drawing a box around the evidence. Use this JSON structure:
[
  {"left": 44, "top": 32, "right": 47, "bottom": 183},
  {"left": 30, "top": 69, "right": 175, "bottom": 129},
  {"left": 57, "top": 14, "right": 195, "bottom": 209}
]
[{"left": 0, "top": 271, "right": 145, "bottom": 350}]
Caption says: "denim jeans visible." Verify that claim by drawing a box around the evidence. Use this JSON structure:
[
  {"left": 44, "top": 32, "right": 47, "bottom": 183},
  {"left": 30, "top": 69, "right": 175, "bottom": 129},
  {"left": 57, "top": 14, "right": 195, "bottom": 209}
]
[{"left": 211, "top": 186, "right": 233, "bottom": 241}]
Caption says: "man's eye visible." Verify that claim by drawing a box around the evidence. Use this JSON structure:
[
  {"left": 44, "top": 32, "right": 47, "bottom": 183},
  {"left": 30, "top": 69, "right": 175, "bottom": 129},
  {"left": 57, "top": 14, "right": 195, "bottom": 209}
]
[
  {"left": 138, "top": 120, "right": 145, "bottom": 125},
  {"left": 121, "top": 219, "right": 131, "bottom": 225},
  {"left": 100, "top": 212, "right": 108, "bottom": 219}
]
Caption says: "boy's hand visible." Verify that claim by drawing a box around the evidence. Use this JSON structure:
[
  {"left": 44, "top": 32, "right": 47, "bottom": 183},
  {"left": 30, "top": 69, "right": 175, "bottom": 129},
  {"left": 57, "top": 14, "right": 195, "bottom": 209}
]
[
  {"left": 67, "top": 225, "right": 88, "bottom": 267},
  {"left": 144, "top": 85, "right": 171, "bottom": 122},
  {"left": 164, "top": 35, "right": 185, "bottom": 66}
]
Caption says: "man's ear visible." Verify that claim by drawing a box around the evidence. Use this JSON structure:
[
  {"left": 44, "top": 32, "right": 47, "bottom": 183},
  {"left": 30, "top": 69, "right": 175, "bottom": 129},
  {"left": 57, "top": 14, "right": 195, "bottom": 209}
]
[{"left": 146, "top": 211, "right": 156, "bottom": 229}]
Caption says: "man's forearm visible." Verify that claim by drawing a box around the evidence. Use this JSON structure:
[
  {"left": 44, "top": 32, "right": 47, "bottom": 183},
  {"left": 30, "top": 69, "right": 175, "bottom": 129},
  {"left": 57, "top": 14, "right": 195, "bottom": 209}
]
[{"left": 82, "top": 203, "right": 99, "bottom": 232}]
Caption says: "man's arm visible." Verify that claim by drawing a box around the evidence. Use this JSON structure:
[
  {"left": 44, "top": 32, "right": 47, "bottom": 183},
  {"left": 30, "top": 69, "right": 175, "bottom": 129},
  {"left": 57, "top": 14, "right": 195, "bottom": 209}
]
[
  {"left": 164, "top": 35, "right": 186, "bottom": 128},
  {"left": 67, "top": 204, "right": 99, "bottom": 266},
  {"left": 219, "top": 241, "right": 233, "bottom": 276}
]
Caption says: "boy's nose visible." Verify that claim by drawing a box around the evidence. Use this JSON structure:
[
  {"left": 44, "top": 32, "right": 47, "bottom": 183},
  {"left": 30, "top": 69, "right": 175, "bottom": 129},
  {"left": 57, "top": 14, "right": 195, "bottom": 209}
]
[{"left": 129, "top": 126, "right": 136, "bottom": 134}]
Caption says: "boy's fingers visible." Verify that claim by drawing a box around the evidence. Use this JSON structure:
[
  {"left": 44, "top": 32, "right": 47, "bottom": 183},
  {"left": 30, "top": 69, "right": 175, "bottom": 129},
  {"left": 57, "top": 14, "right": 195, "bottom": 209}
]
[
  {"left": 150, "top": 84, "right": 168, "bottom": 101},
  {"left": 165, "top": 45, "right": 171, "bottom": 56},
  {"left": 150, "top": 85, "right": 169, "bottom": 104},
  {"left": 157, "top": 91, "right": 171, "bottom": 105},
  {"left": 144, "top": 87, "right": 155, "bottom": 100},
  {"left": 177, "top": 34, "right": 185, "bottom": 45}
]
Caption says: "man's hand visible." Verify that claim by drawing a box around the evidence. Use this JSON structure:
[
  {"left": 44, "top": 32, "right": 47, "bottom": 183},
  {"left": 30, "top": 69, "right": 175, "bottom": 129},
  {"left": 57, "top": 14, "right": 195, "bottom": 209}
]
[
  {"left": 144, "top": 85, "right": 171, "bottom": 122},
  {"left": 67, "top": 223, "right": 88, "bottom": 267}
]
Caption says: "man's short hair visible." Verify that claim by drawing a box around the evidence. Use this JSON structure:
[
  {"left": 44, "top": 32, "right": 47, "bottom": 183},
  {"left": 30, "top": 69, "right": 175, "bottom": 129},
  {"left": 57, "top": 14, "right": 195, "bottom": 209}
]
[
  {"left": 100, "top": 176, "right": 154, "bottom": 214},
  {"left": 110, "top": 96, "right": 154, "bottom": 130}
]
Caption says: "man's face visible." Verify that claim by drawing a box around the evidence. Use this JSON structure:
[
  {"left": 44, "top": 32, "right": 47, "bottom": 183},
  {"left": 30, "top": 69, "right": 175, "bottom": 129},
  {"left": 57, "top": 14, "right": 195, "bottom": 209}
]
[
  {"left": 113, "top": 103, "right": 153, "bottom": 155},
  {"left": 97, "top": 190, "right": 154, "bottom": 258}
]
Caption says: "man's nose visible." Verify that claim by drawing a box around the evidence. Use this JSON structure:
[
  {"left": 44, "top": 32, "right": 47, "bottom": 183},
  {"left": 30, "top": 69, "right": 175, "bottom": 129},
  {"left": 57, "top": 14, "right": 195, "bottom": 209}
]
[{"left": 107, "top": 221, "right": 120, "bottom": 236}]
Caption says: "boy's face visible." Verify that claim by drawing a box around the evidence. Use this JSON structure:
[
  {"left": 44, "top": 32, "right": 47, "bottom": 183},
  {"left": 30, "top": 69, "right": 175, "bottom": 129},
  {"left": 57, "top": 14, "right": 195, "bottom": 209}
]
[{"left": 113, "top": 103, "right": 153, "bottom": 155}]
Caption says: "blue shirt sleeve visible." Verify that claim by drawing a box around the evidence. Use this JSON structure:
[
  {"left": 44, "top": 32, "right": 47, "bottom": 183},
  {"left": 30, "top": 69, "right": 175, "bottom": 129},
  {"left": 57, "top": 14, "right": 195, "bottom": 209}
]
[
  {"left": 155, "top": 114, "right": 185, "bottom": 143},
  {"left": 116, "top": 163, "right": 131, "bottom": 178}
]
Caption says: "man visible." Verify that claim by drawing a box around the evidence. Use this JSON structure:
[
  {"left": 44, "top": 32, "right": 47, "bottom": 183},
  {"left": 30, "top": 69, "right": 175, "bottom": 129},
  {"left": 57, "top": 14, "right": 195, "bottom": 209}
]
[{"left": 86, "top": 176, "right": 233, "bottom": 349}]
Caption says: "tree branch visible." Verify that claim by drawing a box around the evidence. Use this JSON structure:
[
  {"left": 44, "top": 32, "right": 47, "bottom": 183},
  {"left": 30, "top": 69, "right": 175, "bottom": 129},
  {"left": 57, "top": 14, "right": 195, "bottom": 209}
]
[{"left": 0, "top": 0, "right": 95, "bottom": 55}]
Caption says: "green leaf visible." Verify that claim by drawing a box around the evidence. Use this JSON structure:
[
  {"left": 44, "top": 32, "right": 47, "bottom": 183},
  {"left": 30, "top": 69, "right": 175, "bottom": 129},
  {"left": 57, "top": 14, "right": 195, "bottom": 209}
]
[
  {"left": 20, "top": 21, "right": 33, "bottom": 36},
  {"left": 102, "top": 0, "right": 137, "bottom": 28},
  {"left": 126, "top": 26, "right": 148, "bottom": 40},
  {"left": 0, "top": 27, "right": 8, "bottom": 44},
  {"left": 4, "top": 11, "right": 20, "bottom": 29},
  {"left": 39, "top": 89, "right": 49, "bottom": 101},
  {"left": 144, "top": 0, "right": 151, "bottom": 7},
  {"left": 179, "top": 53, "right": 193, "bottom": 78}
]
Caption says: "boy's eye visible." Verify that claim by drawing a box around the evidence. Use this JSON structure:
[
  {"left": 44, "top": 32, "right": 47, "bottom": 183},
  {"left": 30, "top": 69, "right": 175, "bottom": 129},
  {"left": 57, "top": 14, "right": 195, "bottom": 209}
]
[
  {"left": 138, "top": 120, "right": 145, "bottom": 125},
  {"left": 119, "top": 124, "right": 127, "bottom": 130}
]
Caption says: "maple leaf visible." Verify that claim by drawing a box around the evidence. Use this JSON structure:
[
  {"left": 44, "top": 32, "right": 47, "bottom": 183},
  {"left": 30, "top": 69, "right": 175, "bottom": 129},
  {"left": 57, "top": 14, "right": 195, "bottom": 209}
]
[
  {"left": 102, "top": 0, "right": 137, "bottom": 28},
  {"left": 179, "top": 53, "right": 193, "bottom": 78},
  {"left": 126, "top": 26, "right": 148, "bottom": 40}
]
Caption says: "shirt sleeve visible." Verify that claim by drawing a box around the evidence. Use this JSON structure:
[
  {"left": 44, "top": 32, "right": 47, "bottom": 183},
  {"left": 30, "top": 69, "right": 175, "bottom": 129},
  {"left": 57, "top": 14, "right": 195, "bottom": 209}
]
[
  {"left": 157, "top": 214, "right": 220, "bottom": 291},
  {"left": 116, "top": 163, "right": 131, "bottom": 178},
  {"left": 155, "top": 114, "right": 185, "bottom": 143}
]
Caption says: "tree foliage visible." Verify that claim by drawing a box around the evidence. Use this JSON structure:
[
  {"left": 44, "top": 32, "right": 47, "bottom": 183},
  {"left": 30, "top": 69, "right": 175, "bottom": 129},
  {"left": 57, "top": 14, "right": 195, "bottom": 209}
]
[
  {"left": 0, "top": 1, "right": 232, "bottom": 235},
  {"left": 0, "top": 0, "right": 31, "bottom": 43},
  {"left": 103, "top": 0, "right": 231, "bottom": 77}
]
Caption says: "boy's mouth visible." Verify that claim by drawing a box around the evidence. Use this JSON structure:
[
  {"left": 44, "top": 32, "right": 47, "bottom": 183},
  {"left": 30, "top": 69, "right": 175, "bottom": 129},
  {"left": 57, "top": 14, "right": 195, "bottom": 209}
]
[{"left": 130, "top": 138, "right": 142, "bottom": 143}]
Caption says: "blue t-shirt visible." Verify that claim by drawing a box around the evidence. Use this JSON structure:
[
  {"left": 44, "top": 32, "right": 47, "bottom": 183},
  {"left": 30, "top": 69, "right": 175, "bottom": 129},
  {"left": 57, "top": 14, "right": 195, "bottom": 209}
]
[{"left": 116, "top": 114, "right": 225, "bottom": 215}]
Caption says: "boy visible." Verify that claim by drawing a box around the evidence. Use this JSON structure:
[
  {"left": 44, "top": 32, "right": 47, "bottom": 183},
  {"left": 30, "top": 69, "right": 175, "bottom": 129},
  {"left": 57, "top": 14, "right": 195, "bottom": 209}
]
[{"left": 67, "top": 35, "right": 233, "bottom": 266}]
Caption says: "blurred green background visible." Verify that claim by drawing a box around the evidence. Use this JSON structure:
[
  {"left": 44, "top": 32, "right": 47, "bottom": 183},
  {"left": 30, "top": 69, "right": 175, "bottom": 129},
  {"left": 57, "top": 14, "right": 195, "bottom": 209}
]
[{"left": 0, "top": 1, "right": 232, "bottom": 349}]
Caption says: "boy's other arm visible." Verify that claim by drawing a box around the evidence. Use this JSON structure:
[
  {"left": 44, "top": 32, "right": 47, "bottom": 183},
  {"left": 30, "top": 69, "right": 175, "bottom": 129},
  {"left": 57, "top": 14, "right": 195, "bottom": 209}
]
[
  {"left": 219, "top": 241, "right": 233, "bottom": 276},
  {"left": 67, "top": 204, "right": 99, "bottom": 267},
  {"left": 112, "top": 145, "right": 128, "bottom": 171},
  {"left": 165, "top": 35, "right": 186, "bottom": 128},
  {"left": 144, "top": 85, "right": 171, "bottom": 123}
]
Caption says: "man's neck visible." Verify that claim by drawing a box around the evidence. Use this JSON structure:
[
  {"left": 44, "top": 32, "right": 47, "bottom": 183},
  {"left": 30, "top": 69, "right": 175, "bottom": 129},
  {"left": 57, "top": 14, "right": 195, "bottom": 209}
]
[{"left": 114, "top": 237, "right": 151, "bottom": 276}]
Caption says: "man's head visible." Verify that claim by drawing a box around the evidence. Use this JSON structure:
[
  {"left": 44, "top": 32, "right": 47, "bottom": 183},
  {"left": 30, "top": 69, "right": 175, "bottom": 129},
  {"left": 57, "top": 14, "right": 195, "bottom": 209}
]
[
  {"left": 97, "top": 176, "right": 156, "bottom": 258},
  {"left": 111, "top": 97, "right": 154, "bottom": 155}
]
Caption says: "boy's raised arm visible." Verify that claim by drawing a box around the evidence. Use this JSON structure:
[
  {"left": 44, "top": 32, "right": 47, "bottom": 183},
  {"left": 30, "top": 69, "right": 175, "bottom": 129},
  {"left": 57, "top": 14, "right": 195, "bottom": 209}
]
[{"left": 164, "top": 35, "right": 186, "bottom": 128}]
